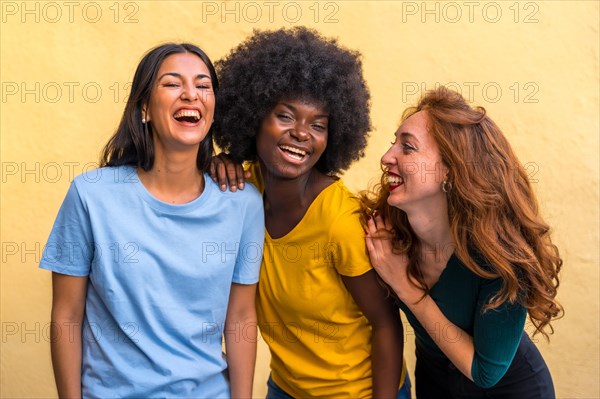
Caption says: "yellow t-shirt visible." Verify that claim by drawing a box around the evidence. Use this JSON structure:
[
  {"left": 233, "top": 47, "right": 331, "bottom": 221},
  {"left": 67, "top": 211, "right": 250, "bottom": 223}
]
[{"left": 249, "top": 162, "right": 404, "bottom": 397}]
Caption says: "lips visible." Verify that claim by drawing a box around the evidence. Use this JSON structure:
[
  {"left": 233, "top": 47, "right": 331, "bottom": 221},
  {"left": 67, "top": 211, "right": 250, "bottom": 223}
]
[
  {"left": 173, "top": 108, "right": 201, "bottom": 124},
  {"left": 278, "top": 144, "right": 309, "bottom": 162},
  {"left": 385, "top": 171, "right": 404, "bottom": 191}
]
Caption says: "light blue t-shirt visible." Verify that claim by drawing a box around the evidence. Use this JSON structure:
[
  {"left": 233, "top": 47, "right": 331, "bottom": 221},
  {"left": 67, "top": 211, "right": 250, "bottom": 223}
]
[{"left": 40, "top": 165, "right": 265, "bottom": 398}]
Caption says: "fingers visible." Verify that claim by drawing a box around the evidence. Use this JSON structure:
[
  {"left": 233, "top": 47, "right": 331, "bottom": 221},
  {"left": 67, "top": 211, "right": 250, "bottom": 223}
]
[
  {"left": 367, "top": 212, "right": 394, "bottom": 254},
  {"left": 374, "top": 212, "right": 392, "bottom": 232},
  {"left": 225, "top": 160, "right": 239, "bottom": 192},
  {"left": 365, "top": 233, "right": 377, "bottom": 263},
  {"left": 368, "top": 212, "right": 391, "bottom": 237},
  {"left": 366, "top": 213, "right": 378, "bottom": 236},
  {"left": 366, "top": 215, "right": 383, "bottom": 258},
  {"left": 234, "top": 164, "right": 245, "bottom": 190},
  {"left": 209, "top": 156, "right": 219, "bottom": 183},
  {"left": 212, "top": 153, "right": 246, "bottom": 192},
  {"left": 211, "top": 153, "right": 228, "bottom": 191},
  {"left": 216, "top": 161, "right": 228, "bottom": 191}
]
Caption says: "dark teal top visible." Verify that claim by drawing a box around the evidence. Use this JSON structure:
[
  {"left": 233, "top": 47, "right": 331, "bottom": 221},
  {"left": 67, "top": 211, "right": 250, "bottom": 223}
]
[{"left": 397, "top": 254, "right": 527, "bottom": 388}]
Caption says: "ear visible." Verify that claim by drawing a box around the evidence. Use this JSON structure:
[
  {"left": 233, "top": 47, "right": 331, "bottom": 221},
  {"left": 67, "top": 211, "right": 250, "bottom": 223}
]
[
  {"left": 141, "top": 104, "right": 150, "bottom": 122},
  {"left": 441, "top": 161, "right": 451, "bottom": 179}
]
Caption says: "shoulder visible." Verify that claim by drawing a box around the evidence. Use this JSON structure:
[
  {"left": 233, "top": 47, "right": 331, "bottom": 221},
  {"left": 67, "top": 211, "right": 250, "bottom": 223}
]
[
  {"left": 323, "top": 179, "right": 362, "bottom": 214},
  {"left": 452, "top": 249, "right": 497, "bottom": 278},
  {"left": 325, "top": 180, "right": 363, "bottom": 229},
  {"left": 205, "top": 176, "right": 263, "bottom": 209},
  {"left": 67, "top": 166, "right": 133, "bottom": 206},
  {"left": 321, "top": 180, "right": 364, "bottom": 237},
  {"left": 72, "top": 166, "right": 135, "bottom": 191}
]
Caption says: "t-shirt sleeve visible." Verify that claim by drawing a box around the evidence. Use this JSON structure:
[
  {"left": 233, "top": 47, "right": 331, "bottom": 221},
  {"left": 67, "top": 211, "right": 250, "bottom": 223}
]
[
  {"left": 244, "top": 162, "right": 264, "bottom": 194},
  {"left": 328, "top": 209, "right": 372, "bottom": 277},
  {"left": 39, "top": 181, "right": 94, "bottom": 276},
  {"left": 232, "top": 187, "right": 265, "bottom": 284},
  {"left": 471, "top": 277, "right": 527, "bottom": 388}
]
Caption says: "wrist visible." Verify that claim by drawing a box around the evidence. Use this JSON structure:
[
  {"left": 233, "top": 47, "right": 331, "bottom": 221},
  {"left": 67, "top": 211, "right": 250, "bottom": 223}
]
[
  {"left": 394, "top": 281, "right": 424, "bottom": 305},
  {"left": 401, "top": 290, "right": 431, "bottom": 312}
]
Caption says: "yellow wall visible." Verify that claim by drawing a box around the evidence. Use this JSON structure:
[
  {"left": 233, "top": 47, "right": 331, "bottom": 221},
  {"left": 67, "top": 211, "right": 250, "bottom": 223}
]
[{"left": 1, "top": 1, "right": 598, "bottom": 397}]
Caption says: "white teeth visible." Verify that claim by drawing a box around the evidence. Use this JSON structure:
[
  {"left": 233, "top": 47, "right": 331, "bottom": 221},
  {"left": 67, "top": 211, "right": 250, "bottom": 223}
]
[
  {"left": 280, "top": 145, "right": 307, "bottom": 157},
  {"left": 386, "top": 174, "right": 403, "bottom": 185},
  {"left": 174, "top": 109, "right": 200, "bottom": 121}
]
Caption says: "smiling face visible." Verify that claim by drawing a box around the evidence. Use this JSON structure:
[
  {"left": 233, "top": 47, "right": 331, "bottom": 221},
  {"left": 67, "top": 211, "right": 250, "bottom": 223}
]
[
  {"left": 381, "top": 110, "right": 449, "bottom": 212},
  {"left": 144, "top": 52, "right": 215, "bottom": 151},
  {"left": 256, "top": 99, "right": 329, "bottom": 179}
]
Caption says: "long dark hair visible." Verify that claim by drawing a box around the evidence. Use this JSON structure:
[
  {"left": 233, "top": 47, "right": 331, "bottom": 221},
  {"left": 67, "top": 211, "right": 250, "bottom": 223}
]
[{"left": 100, "top": 43, "right": 219, "bottom": 171}]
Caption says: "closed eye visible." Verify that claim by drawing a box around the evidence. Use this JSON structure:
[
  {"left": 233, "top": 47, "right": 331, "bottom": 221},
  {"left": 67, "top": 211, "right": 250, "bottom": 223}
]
[
  {"left": 277, "top": 113, "right": 293, "bottom": 121},
  {"left": 402, "top": 143, "right": 416, "bottom": 152}
]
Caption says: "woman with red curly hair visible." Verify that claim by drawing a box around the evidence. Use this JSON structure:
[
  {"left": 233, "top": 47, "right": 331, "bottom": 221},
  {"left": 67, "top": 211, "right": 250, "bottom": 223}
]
[{"left": 363, "top": 86, "right": 562, "bottom": 398}]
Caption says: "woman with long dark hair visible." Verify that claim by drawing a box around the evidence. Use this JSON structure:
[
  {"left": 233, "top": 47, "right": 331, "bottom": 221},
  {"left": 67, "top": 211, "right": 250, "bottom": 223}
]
[{"left": 40, "top": 43, "right": 264, "bottom": 398}]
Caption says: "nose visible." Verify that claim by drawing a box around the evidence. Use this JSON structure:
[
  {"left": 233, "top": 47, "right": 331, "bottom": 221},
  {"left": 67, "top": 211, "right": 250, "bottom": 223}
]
[
  {"left": 290, "top": 123, "right": 309, "bottom": 141},
  {"left": 181, "top": 82, "right": 199, "bottom": 101},
  {"left": 381, "top": 145, "right": 396, "bottom": 168}
]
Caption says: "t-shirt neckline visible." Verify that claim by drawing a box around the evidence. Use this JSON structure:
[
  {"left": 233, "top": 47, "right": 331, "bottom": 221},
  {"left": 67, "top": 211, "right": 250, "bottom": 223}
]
[
  {"left": 127, "top": 166, "right": 215, "bottom": 215},
  {"left": 265, "top": 180, "right": 342, "bottom": 242}
]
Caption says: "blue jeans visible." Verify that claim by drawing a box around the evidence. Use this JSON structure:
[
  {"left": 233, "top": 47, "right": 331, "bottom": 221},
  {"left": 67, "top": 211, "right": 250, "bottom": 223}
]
[
  {"left": 398, "top": 372, "right": 412, "bottom": 399},
  {"left": 266, "top": 374, "right": 412, "bottom": 399}
]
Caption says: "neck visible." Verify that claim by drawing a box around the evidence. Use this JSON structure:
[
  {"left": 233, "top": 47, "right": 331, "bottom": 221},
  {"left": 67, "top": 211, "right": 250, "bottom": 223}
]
[
  {"left": 405, "top": 198, "right": 455, "bottom": 262},
  {"left": 138, "top": 145, "right": 204, "bottom": 204},
  {"left": 261, "top": 165, "right": 332, "bottom": 213}
]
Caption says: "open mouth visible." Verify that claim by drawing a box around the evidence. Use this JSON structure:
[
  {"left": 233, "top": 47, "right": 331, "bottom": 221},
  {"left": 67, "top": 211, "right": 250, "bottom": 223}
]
[
  {"left": 386, "top": 172, "right": 404, "bottom": 190},
  {"left": 279, "top": 145, "right": 307, "bottom": 161},
  {"left": 173, "top": 109, "right": 201, "bottom": 123}
]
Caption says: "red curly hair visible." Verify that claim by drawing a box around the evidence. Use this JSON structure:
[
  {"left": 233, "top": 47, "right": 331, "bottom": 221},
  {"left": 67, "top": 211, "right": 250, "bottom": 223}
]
[{"left": 361, "top": 87, "right": 563, "bottom": 339}]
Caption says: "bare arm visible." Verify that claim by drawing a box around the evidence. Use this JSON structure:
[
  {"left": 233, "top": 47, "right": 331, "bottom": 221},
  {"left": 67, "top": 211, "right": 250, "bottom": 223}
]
[
  {"left": 342, "top": 270, "right": 403, "bottom": 398},
  {"left": 224, "top": 283, "right": 258, "bottom": 398},
  {"left": 50, "top": 272, "right": 88, "bottom": 398}
]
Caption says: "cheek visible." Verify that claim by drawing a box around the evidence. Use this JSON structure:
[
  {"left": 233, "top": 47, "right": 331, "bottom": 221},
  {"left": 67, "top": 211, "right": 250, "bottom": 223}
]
[
  {"left": 255, "top": 130, "right": 274, "bottom": 161},
  {"left": 400, "top": 160, "right": 419, "bottom": 179},
  {"left": 257, "top": 118, "right": 281, "bottom": 142},
  {"left": 316, "top": 135, "right": 328, "bottom": 154},
  {"left": 420, "top": 157, "right": 446, "bottom": 185},
  {"left": 262, "top": 116, "right": 278, "bottom": 131},
  {"left": 147, "top": 98, "right": 160, "bottom": 119},
  {"left": 204, "top": 94, "right": 216, "bottom": 113}
]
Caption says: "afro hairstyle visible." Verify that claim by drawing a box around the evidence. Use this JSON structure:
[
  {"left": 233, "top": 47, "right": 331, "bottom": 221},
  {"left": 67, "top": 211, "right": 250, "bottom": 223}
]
[{"left": 213, "top": 26, "right": 371, "bottom": 175}]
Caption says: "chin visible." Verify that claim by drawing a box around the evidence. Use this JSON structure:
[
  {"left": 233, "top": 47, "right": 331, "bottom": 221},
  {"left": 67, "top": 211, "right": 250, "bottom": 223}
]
[
  {"left": 280, "top": 166, "right": 308, "bottom": 179},
  {"left": 267, "top": 163, "right": 309, "bottom": 180},
  {"left": 386, "top": 195, "right": 404, "bottom": 210}
]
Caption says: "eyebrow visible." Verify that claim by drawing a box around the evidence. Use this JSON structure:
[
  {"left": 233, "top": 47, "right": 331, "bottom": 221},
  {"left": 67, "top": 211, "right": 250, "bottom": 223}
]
[
  {"left": 280, "top": 102, "right": 329, "bottom": 118},
  {"left": 399, "top": 131, "right": 419, "bottom": 142},
  {"left": 158, "top": 72, "right": 211, "bottom": 80}
]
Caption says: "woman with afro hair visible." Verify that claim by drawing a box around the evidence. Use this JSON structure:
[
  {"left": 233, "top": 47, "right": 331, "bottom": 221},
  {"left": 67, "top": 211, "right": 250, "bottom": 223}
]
[{"left": 211, "top": 27, "right": 409, "bottom": 398}]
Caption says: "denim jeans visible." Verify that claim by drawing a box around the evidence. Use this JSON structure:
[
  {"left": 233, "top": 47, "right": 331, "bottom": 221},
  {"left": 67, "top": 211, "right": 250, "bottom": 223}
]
[{"left": 266, "top": 374, "right": 412, "bottom": 399}]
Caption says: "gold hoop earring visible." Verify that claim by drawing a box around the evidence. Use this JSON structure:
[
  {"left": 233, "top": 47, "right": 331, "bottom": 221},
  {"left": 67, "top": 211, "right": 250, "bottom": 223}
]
[{"left": 442, "top": 180, "right": 453, "bottom": 193}]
